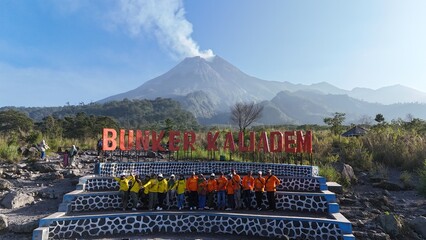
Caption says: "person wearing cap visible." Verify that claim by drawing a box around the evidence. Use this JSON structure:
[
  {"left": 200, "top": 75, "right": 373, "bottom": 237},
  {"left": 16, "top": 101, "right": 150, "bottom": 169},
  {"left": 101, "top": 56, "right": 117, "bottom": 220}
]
[
  {"left": 129, "top": 172, "right": 143, "bottom": 211},
  {"left": 242, "top": 171, "right": 255, "bottom": 210},
  {"left": 254, "top": 171, "right": 265, "bottom": 211},
  {"left": 143, "top": 173, "right": 159, "bottom": 210},
  {"left": 231, "top": 169, "right": 242, "bottom": 210},
  {"left": 166, "top": 174, "right": 176, "bottom": 209},
  {"left": 140, "top": 174, "right": 151, "bottom": 209},
  {"left": 216, "top": 172, "right": 227, "bottom": 210},
  {"left": 186, "top": 172, "right": 198, "bottom": 210},
  {"left": 225, "top": 174, "right": 235, "bottom": 210},
  {"left": 114, "top": 172, "right": 133, "bottom": 211},
  {"left": 197, "top": 174, "right": 207, "bottom": 210},
  {"left": 206, "top": 173, "right": 218, "bottom": 210},
  {"left": 265, "top": 169, "right": 280, "bottom": 211},
  {"left": 157, "top": 173, "right": 168, "bottom": 210},
  {"left": 172, "top": 174, "right": 186, "bottom": 210}
]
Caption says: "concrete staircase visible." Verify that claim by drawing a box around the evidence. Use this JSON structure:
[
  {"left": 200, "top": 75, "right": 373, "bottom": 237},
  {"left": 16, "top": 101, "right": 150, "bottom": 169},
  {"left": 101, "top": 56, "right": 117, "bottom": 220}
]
[{"left": 33, "top": 162, "right": 354, "bottom": 240}]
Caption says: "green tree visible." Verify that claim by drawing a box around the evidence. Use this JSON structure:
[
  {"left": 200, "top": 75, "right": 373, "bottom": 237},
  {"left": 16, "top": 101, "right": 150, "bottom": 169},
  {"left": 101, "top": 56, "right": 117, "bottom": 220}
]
[
  {"left": 0, "top": 110, "right": 34, "bottom": 135},
  {"left": 375, "top": 113, "right": 385, "bottom": 124},
  {"left": 323, "top": 112, "right": 346, "bottom": 135}
]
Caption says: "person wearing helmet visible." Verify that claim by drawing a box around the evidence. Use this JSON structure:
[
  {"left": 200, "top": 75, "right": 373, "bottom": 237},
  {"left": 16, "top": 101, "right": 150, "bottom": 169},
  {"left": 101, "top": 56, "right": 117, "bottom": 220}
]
[
  {"left": 186, "top": 172, "right": 198, "bottom": 210},
  {"left": 172, "top": 174, "right": 186, "bottom": 210},
  {"left": 114, "top": 172, "right": 133, "bottom": 211},
  {"left": 242, "top": 170, "right": 255, "bottom": 210},
  {"left": 216, "top": 172, "right": 227, "bottom": 210},
  {"left": 254, "top": 171, "right": 265, "bottom": 211},
  {"left": 157, "top": 173, "right": 168, "bottom": 210},
  {"left": 206, "top": 173, "right": 218, "bottom": 210}
]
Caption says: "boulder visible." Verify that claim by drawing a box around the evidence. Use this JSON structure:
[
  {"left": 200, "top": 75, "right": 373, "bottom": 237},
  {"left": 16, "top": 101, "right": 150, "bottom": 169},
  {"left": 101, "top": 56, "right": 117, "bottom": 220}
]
[
  {"left": 409, "top": 216, "right": 426, "bottom": 238},
  {"left": 37, "top": 172, "right": 64, "bottom": 181},
  {"left": 0, "top": 214, "right": 8, "bottom": 231},
  {"left": 372, "top": 180, "right": 403, "bottom": 191},
  {"left": 31, "top": 162, "right": 61, "bottom": 173},
  {"left": 334, "top": 162, "right": 358, "bottom": 183},
  {"left": 0, "top": 178, "right": 14, "bottom": 190},
  {"left": 1, "top": 191, "right": 35, "bottom": 209},
  {"left": 9, "top": 220, "right": 38, "bottom": 233},
  {"left": 376, "top": 213, "right": 404, "bottom": 237}
]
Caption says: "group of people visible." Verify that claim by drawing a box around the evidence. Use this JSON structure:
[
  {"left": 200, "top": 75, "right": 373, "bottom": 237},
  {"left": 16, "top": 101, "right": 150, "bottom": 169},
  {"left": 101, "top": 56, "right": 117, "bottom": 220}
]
[{"left": 114, "top": 169, "right": 281, "bottom": 212}]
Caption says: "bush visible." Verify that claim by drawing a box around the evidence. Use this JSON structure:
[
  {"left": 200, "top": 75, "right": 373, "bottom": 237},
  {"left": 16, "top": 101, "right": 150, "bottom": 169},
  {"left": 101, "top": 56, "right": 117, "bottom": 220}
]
[
  {"left": 418, "top": 160, "right": 426, "bottom": 196},
  {"left": 319, "top": 164, "right": 342, "bottom": 183},
  {"left": 399, "top": 171, "right": 413, "bottom": 189},
  {"left": 0, "top": 142, "right": 20, "bottom": 162}
]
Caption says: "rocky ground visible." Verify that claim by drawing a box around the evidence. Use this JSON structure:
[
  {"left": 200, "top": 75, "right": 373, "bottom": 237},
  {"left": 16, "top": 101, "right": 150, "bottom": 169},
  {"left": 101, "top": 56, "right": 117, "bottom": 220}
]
[{"left": 0, "top": 153, "right": 425, "bottom": 240}]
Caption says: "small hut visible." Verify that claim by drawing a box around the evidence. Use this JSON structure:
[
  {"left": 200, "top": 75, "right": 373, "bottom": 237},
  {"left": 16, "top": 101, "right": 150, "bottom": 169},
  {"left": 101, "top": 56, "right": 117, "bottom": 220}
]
[{"left": 341, "top": 126, "right": 368, "bottom": 137}]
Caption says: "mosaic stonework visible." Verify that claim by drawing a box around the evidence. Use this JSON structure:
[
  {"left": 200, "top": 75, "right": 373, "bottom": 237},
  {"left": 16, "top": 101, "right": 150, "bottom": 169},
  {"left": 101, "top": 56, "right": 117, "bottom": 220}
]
[
  {"left": 47, "top": 213, "right": 343, "bottom": 240},
  {"left": 84, "top": 176, "right": 322, "bottom": 192},
  {"left": 67, "top": 191, "right": 329, "bottom": 213},
  {"left": 98, "top": 162, "right": 317, "bottom": 178}
]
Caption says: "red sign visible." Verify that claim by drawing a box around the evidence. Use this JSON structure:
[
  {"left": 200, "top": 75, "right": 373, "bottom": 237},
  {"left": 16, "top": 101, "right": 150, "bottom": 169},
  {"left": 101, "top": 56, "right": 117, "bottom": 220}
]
[{"left": 102, "top": 128, "right": 312, "bottom": 153}]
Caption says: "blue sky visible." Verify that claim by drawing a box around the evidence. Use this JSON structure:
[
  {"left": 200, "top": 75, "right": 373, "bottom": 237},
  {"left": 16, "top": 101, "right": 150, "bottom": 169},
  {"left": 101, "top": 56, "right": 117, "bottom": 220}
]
[{"left": 0, "top": 0, "right": 425, "bottom": 107}]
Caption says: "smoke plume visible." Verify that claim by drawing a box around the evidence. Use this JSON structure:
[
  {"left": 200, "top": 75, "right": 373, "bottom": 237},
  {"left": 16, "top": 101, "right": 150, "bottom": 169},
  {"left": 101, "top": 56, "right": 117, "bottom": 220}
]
[{"left": 115, "top": 0, "right": 214, "bottom": 59}]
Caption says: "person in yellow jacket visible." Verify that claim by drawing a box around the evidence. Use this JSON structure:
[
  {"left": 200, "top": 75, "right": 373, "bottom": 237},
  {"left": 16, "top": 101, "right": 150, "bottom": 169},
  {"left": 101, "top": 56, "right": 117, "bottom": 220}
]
[
  {"left": 114, "top": 172, "right": 133, "bottom": 211},
  {"left": 173, "top": 174, "right": 187, "bottom": 210},
  {"left": 143, "top": 173, "right": 159, "bottom": 210},
  {"left": 129, "top": 172, "right": 143, "bottom": 211},
  {"left": 156, "top": 173, "right": 168, "bottom": 210}
]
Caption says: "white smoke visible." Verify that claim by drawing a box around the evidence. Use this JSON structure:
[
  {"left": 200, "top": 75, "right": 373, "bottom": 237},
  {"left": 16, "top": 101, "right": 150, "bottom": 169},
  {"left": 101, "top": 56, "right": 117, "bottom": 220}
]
[{"left": 114, "top": 0, "right": 214, "bottom": 59}]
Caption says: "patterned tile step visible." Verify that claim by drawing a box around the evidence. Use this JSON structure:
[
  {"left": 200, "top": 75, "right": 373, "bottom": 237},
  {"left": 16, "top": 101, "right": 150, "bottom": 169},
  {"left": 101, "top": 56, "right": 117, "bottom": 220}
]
[
  {"left": 96, "top": 162, "right": 319, "bottom": 178},
  {"left": 33, "top": 211, "right": 352, "bottom": 240},
  {"left": 79, "top": 175, "right": 327, "bottom": 193},
  {"left": 61, "top": 189, "right": 337, "bottom": 214}
]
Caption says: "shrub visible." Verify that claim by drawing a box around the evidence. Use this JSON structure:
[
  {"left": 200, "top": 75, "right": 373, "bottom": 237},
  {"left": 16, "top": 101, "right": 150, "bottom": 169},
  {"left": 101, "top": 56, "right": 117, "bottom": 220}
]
[
  {"left": 399, "top": 171, "right": 413, "bottom": 189},
  {"left": 0, "top": 142, "right": 20, "bottom": 163},
  {"left": 418, "top": 160, "right": 426, "bottom": 196},
  {"left": 319, "top": 164, "right": 342, "bottom": 183}
]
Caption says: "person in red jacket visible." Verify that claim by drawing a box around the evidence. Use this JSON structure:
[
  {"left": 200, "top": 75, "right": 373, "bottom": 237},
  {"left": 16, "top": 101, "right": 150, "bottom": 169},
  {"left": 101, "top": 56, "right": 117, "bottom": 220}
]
[
  {"left": 242, "top": 170, "right": 255, "bottom": 209},
  {"left": 264, "top": 169, "right": 280, "bottom": 211},
  {"left": 186, "top": 172, "right": 198, "bottom": 210}
]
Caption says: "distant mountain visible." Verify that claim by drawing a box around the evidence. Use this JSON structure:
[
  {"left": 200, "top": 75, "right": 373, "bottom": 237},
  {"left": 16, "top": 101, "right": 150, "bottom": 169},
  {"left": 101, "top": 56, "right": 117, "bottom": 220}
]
[{"left": 99, "top": 56, "right": 426, "bottom": 124}]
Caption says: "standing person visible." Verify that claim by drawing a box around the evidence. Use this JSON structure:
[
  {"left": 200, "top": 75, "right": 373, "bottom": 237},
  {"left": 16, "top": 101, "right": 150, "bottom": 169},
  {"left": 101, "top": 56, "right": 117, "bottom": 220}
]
[
  {"left": 206, "top": 173, "right": 218, "bottom": 210},
  {"left": 69, "top": 145, "right": 78, "bottom": 167},
  {"left": 96, "top": 138, "right": 103, "bottom": 157},
  {"left": 173, "top": 174, "right": 186, "bottom": 210},
  {"left": 39, "top": 140, "right": 49, "bottom": 161},
  {"left": 140, "top": 174, "right": 151, "bottom": 209},
  {"left": 157, "top": 173, "right": 168, "bottom": 210},
  {"left": 216, "top": 172, "right": 227, "bottom": 210},
  {"left": 166, "top": 174, "right": 176, "bottom": 209},
  {"left": 186, "top": 172, "right": 198, "bottom": 210},
  {"left": 265, "top": 169, "right": 281, "bottom": 211},
  {"left": 62, "top": 150, "right": 69, "bottom": 168},
  {"left": 129, "top": 172, "right": 142, "bottom": 211},
  {"left": 242, "top": 171, "right": 255, "bottom": 210},
  {"left": 197, "top": 174, "right": 207, "bottom": 210},
  {"left": 113, "top": 173, "right": 133, "bottom": 211},
  {"left": 254, "top": 171, "right": 265, "bottom": 211},
  {"left": 225, "top": 174, "right": 235, "bottom": 211},
  {"left": 231, "top": 169, "right": 242, "bottom": 209},
  {"left": 143, "top": 173, "right": 159, "bottom": 210}
]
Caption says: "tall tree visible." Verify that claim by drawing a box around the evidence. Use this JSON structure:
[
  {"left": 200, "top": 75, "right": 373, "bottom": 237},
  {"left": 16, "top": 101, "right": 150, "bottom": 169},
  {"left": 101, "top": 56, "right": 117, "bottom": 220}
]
[
  {"left": 323, "top": 112, "right": 346, "bottom": 135},
  {"left": 375, "top": 113, "right": 385, "bottom": 124},
  {"left": 231, "top": 102, "right": 264, "bottom": 133}
]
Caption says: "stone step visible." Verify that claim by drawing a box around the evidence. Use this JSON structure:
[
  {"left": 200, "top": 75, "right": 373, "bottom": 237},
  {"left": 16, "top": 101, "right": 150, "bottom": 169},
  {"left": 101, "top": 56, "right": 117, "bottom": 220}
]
[
  {"left": 60, "top": 189, "right": 337, "bottom": 214},
  {"left": 327, "top": 182, "right": 343, "bottom": 194},
  {"left": 79, "top": 175, "right": 327, "bottom": 193},
  {"left": 34, "top": 210, "right": 352, "bottom": 240}
]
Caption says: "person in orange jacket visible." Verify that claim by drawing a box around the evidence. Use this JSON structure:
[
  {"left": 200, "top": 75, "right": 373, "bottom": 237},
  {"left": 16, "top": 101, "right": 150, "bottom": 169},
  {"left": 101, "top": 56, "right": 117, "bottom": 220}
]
[
  {"left": 231, "top": 169, "right": 242, "bottom": 209},
  {"left": 264, "top": 169, "right": 280, "bottom": 211},
  {"left": 216, "top": 172, "right": 227, "bottom": 210},
  {"left": 225, "top": 174, "right": 235, "bottom": 210},
  {"left": 254, "top": 171, "right": 265, "bottom": 211},
  {"left": 206, "top": 173, "right": 218, "bottom": 210},
  {"left": 186, "top": 172, "right": 198, "bottom": 210},
  {"left": 242, "top": 170, "right": 255, "bottom": 209}
]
